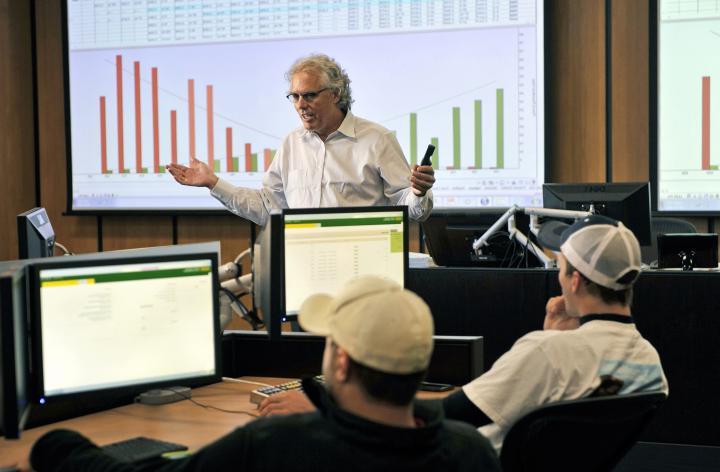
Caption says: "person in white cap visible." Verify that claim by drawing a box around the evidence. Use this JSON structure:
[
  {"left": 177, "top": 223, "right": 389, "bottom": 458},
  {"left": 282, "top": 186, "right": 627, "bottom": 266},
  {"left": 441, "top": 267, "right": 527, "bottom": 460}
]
[
  {"left": 29, "top": 276, "right": 500, "bottom": 472},
  {"left": 441, "top": 215, "right": 669, "bottom": 453}
]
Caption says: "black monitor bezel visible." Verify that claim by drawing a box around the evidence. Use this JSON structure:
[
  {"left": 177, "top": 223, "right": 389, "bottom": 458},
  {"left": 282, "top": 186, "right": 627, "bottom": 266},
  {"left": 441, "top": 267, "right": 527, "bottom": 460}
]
[
  {"left": 279, "top": 205, "right": 409, "bottom": 322},
  {"left": 27, "top": 252, "right": 222, "bottom": 404},
  {"left": 0, "top": 262, "right": 31, "bottom": 439},
  {"left": 542, "top": 182, "right": 653, "bottom": 246}
]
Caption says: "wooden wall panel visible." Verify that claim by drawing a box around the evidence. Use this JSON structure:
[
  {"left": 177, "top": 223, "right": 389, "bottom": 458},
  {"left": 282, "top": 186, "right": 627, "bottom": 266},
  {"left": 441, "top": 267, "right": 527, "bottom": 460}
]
[
  {"left": 611, "top": 0, "right": 650, "bottom": 182},
  {"left": 0, "top": 1, "right": 37, "bottom": 261},
  {"left": 177, "top": 215, "right": 252, "bottom": 264},
  {"left": 547, "top": 0, "right": 606, "bottom": 183},
  {"left": 102, "top": 216, "right": 173, "bottom": 251},
  {"left": 35, "top": 0, "right": 97, "bottom": 255}
]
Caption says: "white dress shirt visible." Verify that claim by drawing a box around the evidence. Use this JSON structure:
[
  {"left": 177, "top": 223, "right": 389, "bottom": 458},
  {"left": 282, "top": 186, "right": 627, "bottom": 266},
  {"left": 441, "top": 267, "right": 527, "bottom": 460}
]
[{"left": 210, "top": 111, "right": 433, "bottom": 225}]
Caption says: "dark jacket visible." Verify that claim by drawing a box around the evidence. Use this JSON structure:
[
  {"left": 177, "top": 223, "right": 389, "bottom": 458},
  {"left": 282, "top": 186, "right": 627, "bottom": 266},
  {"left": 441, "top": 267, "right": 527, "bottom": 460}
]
[{"left": 31, "top": 379, "right": 500, "bottom": 471}]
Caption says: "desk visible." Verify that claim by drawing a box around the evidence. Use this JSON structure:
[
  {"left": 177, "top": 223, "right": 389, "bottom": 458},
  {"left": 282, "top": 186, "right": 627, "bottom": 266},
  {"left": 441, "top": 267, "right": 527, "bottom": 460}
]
[
  {"left": 0, "top": 377, "right": 453, "bottom": 469},
  {"left": 0, "top": 379, "right": 262, "bottom": 468}
]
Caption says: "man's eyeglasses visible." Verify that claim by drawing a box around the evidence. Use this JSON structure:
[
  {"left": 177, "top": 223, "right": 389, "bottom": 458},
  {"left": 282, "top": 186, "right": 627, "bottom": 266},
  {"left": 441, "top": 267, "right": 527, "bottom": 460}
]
[{"left": 286, "top": 88, "right": 328, "bottom": 104}]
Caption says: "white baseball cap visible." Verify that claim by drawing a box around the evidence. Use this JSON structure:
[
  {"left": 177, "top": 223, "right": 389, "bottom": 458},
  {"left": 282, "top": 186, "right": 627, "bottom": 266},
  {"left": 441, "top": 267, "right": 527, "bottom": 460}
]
[
  {"left": 298, "top": 275, "right": 434, "bottom": 375},
  {"left": 538, "top": 215, "right": 642, "bottom": 290}
]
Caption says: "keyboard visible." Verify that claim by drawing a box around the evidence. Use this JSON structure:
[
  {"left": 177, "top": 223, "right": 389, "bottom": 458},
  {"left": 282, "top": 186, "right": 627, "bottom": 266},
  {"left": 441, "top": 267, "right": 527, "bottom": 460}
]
[
  {"left": 250, "top": 376, "right": 324, "bottom": 405},
  {"left": 250, "top": 379, "right": 303, "bottom": 405},
  {"left": 102, "top": 436, "right": 188, "bottom": 463}
]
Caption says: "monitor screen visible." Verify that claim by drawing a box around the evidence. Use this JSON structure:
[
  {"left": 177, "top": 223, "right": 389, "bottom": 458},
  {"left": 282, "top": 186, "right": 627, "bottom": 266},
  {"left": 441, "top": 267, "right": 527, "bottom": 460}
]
[
  {"left": 29, "top": 253, "right": 221, "bottom": 401},
  {"left": 63, "top": 0, "right": 546, "bottom": 212},
  {"left": 282, "top": 207, "right": 408, "bottom": 319},
  {"left": 653, "top": 0, "right": 720, "bottom": 214},
  {"left": 543, "top": 182, "right": 652, "bottom": 246},
  {"left": 17, "top": 208, "right": 55, "bottom": 259}
]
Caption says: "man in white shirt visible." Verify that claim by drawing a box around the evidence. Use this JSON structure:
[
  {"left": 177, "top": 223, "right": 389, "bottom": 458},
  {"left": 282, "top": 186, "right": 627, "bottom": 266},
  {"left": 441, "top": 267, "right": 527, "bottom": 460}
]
[
  {"left": 167, "top": 54, "right": 435, "bottom": 225},
  {"left": 442, "top": 215, "right": 669, "bottom": 453}
]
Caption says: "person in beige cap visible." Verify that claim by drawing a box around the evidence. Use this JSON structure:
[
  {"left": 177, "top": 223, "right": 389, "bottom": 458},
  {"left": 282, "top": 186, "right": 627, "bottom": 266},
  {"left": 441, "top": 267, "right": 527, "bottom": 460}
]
[
  {"left": 442, "top": 215, "right": 669, "bottom": 454},
  {"left": 29, "top": 275, "right": 500, "bottom": 472}
]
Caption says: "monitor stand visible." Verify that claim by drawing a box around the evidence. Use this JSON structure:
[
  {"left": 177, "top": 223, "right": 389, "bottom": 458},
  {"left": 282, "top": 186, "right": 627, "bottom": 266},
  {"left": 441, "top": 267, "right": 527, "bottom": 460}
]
[{"left": 136, "top": 386, "right": 191, "bottom": 405}]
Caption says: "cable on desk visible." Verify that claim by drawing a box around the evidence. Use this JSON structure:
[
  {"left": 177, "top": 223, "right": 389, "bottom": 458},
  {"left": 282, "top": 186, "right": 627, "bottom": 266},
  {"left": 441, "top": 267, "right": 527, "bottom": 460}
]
[
  {"left": 222, "top": 377, "right": 273, "bottom": 388},
  {"left": 165, "top": 387, "right": 259, "bottom": 418}
]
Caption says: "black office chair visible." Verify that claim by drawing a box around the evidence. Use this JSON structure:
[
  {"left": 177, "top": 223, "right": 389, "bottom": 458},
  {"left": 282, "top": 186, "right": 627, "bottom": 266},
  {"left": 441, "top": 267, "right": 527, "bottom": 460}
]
[
  {"left": 641, "top": 217, "right": 697, "bottom": 264},
  {"left": 500, "top": 392, "right": 667, "bottom": 472}
]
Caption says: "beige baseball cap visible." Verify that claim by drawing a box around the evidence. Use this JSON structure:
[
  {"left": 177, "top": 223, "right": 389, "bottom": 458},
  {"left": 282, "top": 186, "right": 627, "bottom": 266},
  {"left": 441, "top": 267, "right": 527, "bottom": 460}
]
[{"left": 298, "top": 275, "right": 434, "bottom": 375}]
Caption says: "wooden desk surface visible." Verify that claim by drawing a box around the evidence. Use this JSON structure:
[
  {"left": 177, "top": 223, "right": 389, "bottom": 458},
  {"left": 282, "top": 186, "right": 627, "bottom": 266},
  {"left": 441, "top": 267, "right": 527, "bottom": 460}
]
[
  {"left": 0, "top": 377, "right": 453, "bottom": 468},
  {"left": 0, "top": 377, "right": 275, "bottom": 468}
]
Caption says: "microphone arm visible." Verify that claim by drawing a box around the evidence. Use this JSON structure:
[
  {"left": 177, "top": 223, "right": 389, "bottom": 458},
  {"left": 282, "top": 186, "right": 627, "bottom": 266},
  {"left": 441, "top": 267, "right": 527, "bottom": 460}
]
[{"left": 472, "top": 206, "right": 594, "bottom": 268}]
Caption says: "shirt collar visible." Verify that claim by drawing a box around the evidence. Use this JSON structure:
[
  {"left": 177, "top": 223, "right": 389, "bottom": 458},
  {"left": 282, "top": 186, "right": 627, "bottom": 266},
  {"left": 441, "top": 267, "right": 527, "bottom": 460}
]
[
  {"left": 333, "top": 110, "right": 356, "bottom": 139},
  {"left": 300, "top": 110, "right": 355, "bottom": 141}
]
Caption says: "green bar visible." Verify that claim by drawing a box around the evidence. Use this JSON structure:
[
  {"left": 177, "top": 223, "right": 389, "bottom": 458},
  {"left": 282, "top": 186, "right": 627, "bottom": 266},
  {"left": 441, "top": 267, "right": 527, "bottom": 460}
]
[
  {"left": 496, "top": 89, "right": 504, "bottom": 169},
  {"left": 41, "top": 266, "right": 212, "bottom": 285},
  {"left": 121, "top": 169, "right": 130, "bottom": 174},
  {"left": 139, "top": 167, "right": 148, "bottom": 174},
  {"left": 157, "top": 166, "right": 166, "bottom": 173},
  {"left": 389, "top": 230, "right": 403, "bottom": 253},
  {"left": 475, "top": 100, "right": 482, "bottom": 169},
  {"left": 710, "top": 165, "right": 719, "bottom": 170},
  {"left": 251, "top": 153, "right": 258, "bottom": 172},
  {"left": 232, "top": 157, "right": 239, "bottom": 172},
  {"left": 453, "top": 107, "right": 460, "bottom": 169},
  {"left": 410, "top": 113, "right": 418, "bottom": 166},
  {"left": 453, "top": 107, "right": 461, "bottom": 169},
  {"left": 286, "top": 216, "right": 403, "bottom": 227},
  {"left": 431, "top": 137, "right": 439, "bottom": 170},
  {"left": 104, "top": 170, "right": 113, "bottom": 175},
  {"left": 271, "top": 149, "right": 276, "bottom": 161},
  {"left": 213, "top": 161, "right": 220, "bottom": 172}
]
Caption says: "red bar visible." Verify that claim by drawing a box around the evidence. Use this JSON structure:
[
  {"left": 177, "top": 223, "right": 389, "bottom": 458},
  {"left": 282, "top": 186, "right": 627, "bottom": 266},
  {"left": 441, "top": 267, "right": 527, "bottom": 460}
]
[
  {"left": 245, "top": 143, "right": 252, "bottom": 172},
  {"left": 226, "top": 127, "right": 233, "bottom": 172},
  {"left": 188, "top": 79, "right": 195, "bottom": 162},
  {"left": 207, "top": 85, "right": 214, "bottom": 169},
  {"left": 115, "top": 55, "right": 124, "bottom": 172},
  {"left": 100, "top": 96, "right": 107, "bottom": 174},
  {"left": 152, "top": 67, "right": 159, "bottom": 173},
  {"left": 263, "top": 148, "right": 271, "bottom": 171},
  {"left": 134, "top": 61, "right": 142, "bottom": 173},
  {"left": 702, "top": 76, "right": 711, "bottom": 171},
  {"left": 171, "top": 110, "right": 177, "bottom": 165}
]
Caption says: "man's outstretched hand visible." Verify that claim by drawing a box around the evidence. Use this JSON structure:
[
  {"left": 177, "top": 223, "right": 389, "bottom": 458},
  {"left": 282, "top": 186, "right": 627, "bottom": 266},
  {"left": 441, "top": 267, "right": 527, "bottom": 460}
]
[{"left": 166, "top": 159, "right": 219, "bottom": 189}]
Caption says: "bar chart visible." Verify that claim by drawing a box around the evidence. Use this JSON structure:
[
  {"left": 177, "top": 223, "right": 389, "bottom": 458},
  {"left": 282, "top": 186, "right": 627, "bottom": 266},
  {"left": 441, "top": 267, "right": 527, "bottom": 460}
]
[
  {"left": 97, "top": 55, "right": 276, "bottom": 176},
  {"left": 657, "top": 1, "right": 720, "bottom": 211}
]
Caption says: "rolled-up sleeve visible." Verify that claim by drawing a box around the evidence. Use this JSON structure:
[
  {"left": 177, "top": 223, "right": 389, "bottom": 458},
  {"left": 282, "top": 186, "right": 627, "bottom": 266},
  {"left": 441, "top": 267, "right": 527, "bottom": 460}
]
[{"left": 376, "top": 132, "right": 433, "bottom": 221}]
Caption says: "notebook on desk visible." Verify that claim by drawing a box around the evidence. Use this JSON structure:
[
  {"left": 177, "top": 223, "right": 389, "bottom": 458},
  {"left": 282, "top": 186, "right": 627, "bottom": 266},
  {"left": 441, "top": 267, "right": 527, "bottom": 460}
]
[{"left": 657, "top": 233, "right": 718, "bottom": 269}]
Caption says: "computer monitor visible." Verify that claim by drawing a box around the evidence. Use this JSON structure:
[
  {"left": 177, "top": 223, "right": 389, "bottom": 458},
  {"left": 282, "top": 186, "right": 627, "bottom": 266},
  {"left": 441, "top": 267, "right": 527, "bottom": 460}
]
[
  {"left": 282, "top": 207, "right": 408, "bottom": 320},
  {"left": 422, "top": 208, "right": 541, "bottom": 267},
  {"left": 27, "top": 252, "right": 221, "bottom": 404},
  {"left": 17, "top": 208, "right": 55, "bottom": 259},
  {"left": 0, "top": 262, "right": 30, "bottom": 439},
  {"left": 543, "top": 182, "right": 652, "bottom": 245},
  {"left": 657, "top": 234, "right": 719, "bottom": 269}
]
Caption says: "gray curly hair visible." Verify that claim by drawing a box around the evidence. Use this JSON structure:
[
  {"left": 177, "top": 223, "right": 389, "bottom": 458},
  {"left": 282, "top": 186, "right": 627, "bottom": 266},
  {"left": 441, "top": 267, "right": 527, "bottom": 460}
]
[{"left": 286, "top": 54, "right": 353, "bottom": 112}]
